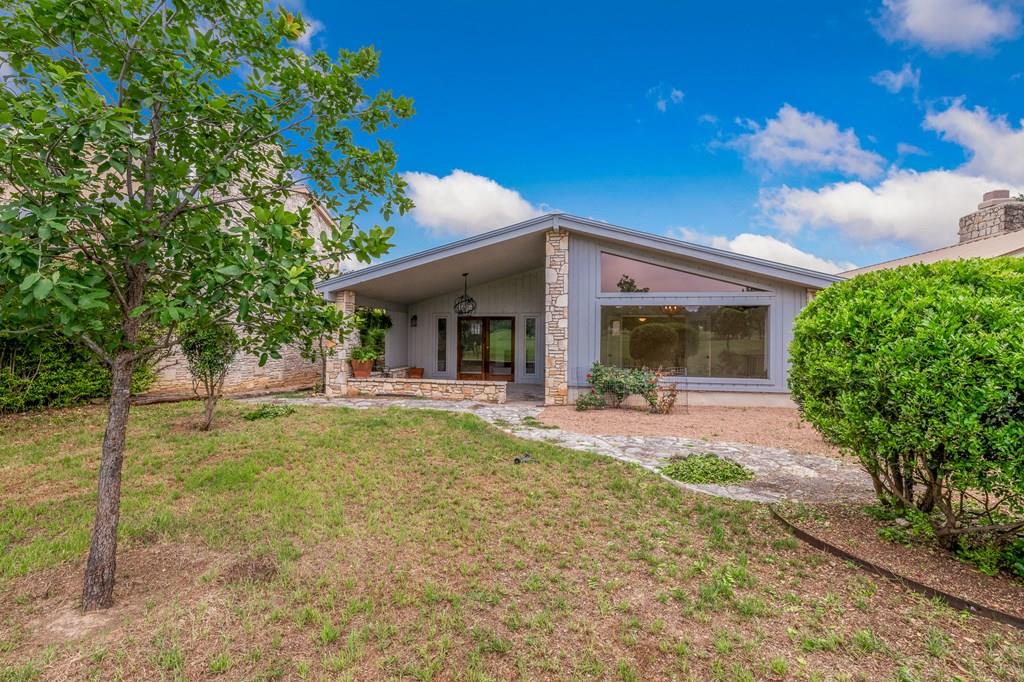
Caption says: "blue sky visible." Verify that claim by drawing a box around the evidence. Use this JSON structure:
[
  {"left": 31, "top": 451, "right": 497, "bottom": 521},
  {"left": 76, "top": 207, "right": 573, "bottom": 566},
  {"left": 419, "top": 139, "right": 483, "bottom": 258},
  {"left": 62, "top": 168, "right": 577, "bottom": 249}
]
[{"left": 296, "top": 0, "right": 1024, "bottom": 273}]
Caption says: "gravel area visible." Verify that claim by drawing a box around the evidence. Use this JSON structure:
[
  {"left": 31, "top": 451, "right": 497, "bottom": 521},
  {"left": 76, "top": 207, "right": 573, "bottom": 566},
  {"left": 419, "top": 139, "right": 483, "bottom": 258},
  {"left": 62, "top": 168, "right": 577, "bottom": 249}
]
[{"left": 538, "top": 405, "right": 843, "bottom": 458}]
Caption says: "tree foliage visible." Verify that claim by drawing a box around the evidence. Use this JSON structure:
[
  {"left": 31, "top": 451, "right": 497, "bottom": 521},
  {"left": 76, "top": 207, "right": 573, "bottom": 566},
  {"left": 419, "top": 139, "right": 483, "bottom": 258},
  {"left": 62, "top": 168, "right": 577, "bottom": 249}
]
[
  {"left": 789, "top": 259, "right": 1024, "bottom": 556},
  {"left": 0, "top": 0, "right": 412, "bottom": 609},
  {"left": 0, "top": 333, "right": 154, "bottom": 413},
  {"left": 179, "top": 320, "right": 238, "bottom": 430},
  {"left": 628, "top": 323, "right": 677, "bottom": 368}
]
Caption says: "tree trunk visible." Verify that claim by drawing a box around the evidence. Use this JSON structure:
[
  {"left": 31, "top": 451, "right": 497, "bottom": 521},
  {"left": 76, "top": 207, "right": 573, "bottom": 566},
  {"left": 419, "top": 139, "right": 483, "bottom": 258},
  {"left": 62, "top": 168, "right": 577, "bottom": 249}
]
[
  {"left": 82, "top": 351, "right": 134, "bottom": 611},
  {"left": 200, "top": 380, "right": 217, "bottom": 431}
]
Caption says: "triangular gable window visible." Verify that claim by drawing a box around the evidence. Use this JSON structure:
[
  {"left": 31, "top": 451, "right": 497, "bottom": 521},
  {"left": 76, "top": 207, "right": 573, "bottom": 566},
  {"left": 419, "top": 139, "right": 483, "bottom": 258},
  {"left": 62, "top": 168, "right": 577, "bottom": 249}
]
[{"left": 600, "top": 252, "right": 764, "bottom": 293}]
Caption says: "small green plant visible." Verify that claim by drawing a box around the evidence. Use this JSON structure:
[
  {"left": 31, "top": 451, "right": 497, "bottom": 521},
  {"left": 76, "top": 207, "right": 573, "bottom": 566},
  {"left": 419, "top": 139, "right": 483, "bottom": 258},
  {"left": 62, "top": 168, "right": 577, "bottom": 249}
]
[
  {"left": 180, "top": 319, "right": 239, "bottom": 431},
  {"left": 208, "top": 652, "right": 233, "bottom": 674},
  {"left": 659, "top": 454, "right": 754, "bottom": 485},
  {"left": 575, "top": 390, "right": 606, "bottom": 411},
  {"left": 577, "top": 362, "right": 661, "bottom": 411},
  {"left": 243, "top": 404, "right": 296, "bottom": 421}
]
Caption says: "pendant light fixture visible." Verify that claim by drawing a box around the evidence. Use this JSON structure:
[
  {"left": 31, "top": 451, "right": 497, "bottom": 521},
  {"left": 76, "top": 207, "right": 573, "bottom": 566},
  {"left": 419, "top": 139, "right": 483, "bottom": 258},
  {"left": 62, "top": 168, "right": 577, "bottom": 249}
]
[{"left": 453, "top": 273, "right": 477, "bottom": 315}]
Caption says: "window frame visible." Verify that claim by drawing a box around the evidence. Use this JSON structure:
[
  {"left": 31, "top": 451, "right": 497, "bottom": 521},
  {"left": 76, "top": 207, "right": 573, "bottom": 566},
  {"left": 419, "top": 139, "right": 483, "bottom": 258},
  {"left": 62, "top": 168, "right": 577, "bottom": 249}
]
[
  {"left": 596, "top": 248, "right": 771, "bottom": 298},
  {"left": 521, "top": 314, "right": 540, "bottom": 378},
  {"left": 596, "top": 299, "right": 774, "bottom": 385},
  {"left": 434, "top": 314, "right": 450, "bottom": 375}
]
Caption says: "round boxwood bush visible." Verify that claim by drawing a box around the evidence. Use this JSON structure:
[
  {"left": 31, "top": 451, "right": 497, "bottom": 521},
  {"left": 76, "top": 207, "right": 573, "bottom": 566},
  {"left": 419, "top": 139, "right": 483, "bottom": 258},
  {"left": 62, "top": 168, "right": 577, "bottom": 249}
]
[
  {"left": 789, "top": 258, "right": 1024, "bottom": 557},
  {"left": 628, "top": 323, "right": 678, "bottom": 368}
]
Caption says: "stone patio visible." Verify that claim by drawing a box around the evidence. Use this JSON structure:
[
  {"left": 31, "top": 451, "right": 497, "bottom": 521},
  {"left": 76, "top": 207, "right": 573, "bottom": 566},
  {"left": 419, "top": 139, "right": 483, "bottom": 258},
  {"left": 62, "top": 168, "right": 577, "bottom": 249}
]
[{"left": 241, "top": 395, "right": 875, "bottom": 503}]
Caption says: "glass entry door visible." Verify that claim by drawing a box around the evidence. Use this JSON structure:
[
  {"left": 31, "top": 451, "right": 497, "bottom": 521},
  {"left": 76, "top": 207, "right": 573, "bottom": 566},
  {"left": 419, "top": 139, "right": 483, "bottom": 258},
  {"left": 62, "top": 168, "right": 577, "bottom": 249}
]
[{"left": 458, "top": 317, "right": 514, "bottom": 381}]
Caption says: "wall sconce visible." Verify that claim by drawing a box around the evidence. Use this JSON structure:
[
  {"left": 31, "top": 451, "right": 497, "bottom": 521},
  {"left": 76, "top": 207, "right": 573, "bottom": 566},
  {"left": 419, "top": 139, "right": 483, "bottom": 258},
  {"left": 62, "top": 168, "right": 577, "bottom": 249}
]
[{"left": 410, "top": 315, "right": 418, "bottom": 328}]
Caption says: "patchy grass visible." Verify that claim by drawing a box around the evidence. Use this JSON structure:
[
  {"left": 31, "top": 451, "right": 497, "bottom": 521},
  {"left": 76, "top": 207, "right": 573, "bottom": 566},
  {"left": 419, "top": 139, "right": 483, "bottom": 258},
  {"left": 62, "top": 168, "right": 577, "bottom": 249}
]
[
  {"left": 659, "top": 453, "right": 755, "bottom": 485},
  {"left": 241, "top": 404, "right": 296, "bottom": 421},
  {"left": 0, "top": 401, "right": 1022, "bottom": 680}
]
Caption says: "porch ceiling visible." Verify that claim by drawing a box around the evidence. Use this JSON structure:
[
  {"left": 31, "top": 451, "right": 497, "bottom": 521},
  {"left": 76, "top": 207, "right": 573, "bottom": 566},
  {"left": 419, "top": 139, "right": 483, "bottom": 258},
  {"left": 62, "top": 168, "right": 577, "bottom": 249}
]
[{"left": 340, "top": 231, "right": 545, "bottom": 304}]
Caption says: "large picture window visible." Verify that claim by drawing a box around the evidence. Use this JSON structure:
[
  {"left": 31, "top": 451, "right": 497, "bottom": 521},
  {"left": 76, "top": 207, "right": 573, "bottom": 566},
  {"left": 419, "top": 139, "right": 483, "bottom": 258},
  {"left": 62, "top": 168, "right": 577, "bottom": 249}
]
[
  {"left": 601, "top": 252, "right": 763, "bottom": 293},
  {"left": 600, "top": 305, "right": 768, "bottom": 379}
]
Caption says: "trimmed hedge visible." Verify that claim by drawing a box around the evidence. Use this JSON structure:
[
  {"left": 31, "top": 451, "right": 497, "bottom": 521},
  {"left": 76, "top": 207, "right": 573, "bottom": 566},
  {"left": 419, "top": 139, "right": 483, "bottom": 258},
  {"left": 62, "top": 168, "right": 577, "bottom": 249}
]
[
  {"left": 789, "top": 258, "right": 1024, "bottom": 572},
  {"left": 0, "top": 334, "right": 155, "bottom": 413}
]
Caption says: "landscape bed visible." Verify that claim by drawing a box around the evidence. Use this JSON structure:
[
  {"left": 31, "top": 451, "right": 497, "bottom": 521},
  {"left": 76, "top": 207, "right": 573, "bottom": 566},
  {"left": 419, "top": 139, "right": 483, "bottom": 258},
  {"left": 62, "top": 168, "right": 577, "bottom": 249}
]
[
  {"left": 1, "top": 402, "right": 1022, "bottom": 680},
  {"left": 776, "top": 502, "right": 1024, "bottom": 622}
]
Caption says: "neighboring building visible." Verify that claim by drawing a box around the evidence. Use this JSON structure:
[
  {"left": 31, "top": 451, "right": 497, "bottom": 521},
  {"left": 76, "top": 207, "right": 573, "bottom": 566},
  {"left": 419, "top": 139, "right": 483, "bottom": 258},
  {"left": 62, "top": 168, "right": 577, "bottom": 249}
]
[
  {"left": 843, "top": 190, "right": 1024, "bottom": 277},
  {"left": 145, "top": 189, "right": 335, "bottom": 396},
  {"left": 316, "top": 213, "right": 840, "bottom": 406}
]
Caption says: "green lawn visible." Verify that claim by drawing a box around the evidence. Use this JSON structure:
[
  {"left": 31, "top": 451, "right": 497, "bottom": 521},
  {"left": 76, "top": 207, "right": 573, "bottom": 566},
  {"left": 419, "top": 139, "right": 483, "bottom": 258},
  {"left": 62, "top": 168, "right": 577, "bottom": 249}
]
[{"left": 1, "top": 401, "right": 1022, "bottom": 680}]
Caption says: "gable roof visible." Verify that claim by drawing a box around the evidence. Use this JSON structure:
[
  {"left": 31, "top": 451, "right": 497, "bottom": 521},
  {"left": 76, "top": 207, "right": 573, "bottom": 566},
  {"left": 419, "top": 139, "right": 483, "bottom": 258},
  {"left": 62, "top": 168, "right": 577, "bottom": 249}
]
[
  {"left": 317, "top": 213, "right": 841, "bottom": 301},
  {"left": 841, "top": 229, "right": 1024, "bottom": 277}
]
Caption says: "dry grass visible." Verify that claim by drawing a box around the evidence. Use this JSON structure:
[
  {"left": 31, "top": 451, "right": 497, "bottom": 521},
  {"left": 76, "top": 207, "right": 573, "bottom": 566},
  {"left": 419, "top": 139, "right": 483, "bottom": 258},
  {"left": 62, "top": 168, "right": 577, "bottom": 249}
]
[{"left": 0, "top": 401, "right": 1021, "bottom": 681}]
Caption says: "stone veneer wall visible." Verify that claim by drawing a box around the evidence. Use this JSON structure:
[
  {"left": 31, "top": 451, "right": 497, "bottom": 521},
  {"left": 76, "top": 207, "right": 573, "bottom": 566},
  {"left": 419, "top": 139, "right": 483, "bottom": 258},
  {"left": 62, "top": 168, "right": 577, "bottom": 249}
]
[
  {"left": 346, "top": 378, "right": 507, "bottom": 404},
  {"left": 148, "top": 343, "right": 319, "bottom": 396},
  {"left": 544, "top": 229, "right": 569, "bottom": 406},
  {"left": 325, "top": 290, "right": 360, "bottom": 397},
  {"left": 958, "top": 201, "right": 1024, "bottom": 243}
]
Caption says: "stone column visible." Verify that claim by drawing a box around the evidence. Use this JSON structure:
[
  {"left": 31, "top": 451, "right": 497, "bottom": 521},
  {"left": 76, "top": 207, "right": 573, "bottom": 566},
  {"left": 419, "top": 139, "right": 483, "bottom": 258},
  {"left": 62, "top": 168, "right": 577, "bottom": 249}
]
[
  {"left": 544, "top": 229, "right": 569, "bottom": 405},
  {"left": 325, "top": 290, "right": 359, "bottom": 397}
]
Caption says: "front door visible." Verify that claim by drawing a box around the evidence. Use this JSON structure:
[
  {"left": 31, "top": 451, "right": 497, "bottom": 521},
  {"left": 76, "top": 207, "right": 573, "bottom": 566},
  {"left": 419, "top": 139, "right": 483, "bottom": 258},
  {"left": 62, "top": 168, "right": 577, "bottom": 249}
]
[{"left": 458, "top": 317, "right": 515, "bottom": 381}]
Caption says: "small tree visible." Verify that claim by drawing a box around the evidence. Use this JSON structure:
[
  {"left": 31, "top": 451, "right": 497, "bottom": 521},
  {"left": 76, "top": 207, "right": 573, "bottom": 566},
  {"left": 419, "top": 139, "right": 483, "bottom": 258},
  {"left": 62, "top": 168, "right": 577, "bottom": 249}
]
[
  {"left": 789, "top": 259, "right": 1024, "bottom": 553},
  {"left": 180, "top": 321, "right": 239, "bottom": 431},
  {"left": 0, "top": 1, "right": 411, "bottom": 609}
]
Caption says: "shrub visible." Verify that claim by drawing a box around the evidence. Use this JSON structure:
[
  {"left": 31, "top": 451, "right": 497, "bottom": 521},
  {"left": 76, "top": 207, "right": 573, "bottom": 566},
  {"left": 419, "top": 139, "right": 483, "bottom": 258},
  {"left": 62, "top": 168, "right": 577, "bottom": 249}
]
[
  {"left": 582, "top": 362, "right": 660, "bottom": 410},
  {"left": 659, "top": 454, "right": 754, "bottom": 485},
  {"left": 789, "top": 259, "right": 1024, "bottom": 557},
  {"left": 243, "top": 404, "right": 296, "bottom": 421},
  {"left": 628, "top": 323, "right": 677, "bottom": 368},
  {"left": 0, "top": 334, "right": 154, "bottom": 413},
  {"left": 180, "top": 321, "right": 239, "bottom": 431},
  {"left": 574, "top": 390, "right": 606, "bottom": 411}
]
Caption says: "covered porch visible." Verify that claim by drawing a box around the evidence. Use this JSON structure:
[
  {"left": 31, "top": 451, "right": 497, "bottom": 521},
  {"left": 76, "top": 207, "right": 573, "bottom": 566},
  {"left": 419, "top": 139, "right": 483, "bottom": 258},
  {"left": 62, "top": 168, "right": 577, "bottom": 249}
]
[{"left": 319, "top": 221, "right": 569, "bottom": 405}]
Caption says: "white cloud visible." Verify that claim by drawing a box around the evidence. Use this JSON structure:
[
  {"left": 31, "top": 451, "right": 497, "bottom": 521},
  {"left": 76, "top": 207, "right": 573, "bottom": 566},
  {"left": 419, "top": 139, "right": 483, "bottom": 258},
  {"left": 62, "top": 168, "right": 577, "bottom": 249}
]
[
  {"left": 875, "top": 0, "right": 1020, "bottom": 52},
  {"left": 670, "top": 227, "right": 855, "bottom": 274},
  {"left": 896, "top": 142, "right": 928, "bottom": 156},
  {"left": 731, "top": 104, "right": 886, "bottom": 179},
  {"left": 648, "top": 84, "right": 684, "bottom": 113},
  {"left": 292, "top": 18, "right": 325, "bottom": 51},
  {"left": 924, "top": 100, "right": 1024, "bottom": 183},
  {"left": 759, "top": 169, "right": 1018, "bottom": 248},
  {"left": 402, "top": 169, "right": 543, "bottom": 236},
  {"left": 871, "top": 63, "right": 921, "bottom": 98},
  {"left": 698, "top": 113, "right": 719, "bottom": 125}
]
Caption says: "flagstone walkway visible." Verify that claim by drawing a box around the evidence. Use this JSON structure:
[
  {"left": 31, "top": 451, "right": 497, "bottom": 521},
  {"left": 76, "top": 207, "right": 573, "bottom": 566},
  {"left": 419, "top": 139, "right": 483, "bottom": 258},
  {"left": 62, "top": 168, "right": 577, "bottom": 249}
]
[{"left": 242, "top": 395, "right": 875, "bottom": 504}]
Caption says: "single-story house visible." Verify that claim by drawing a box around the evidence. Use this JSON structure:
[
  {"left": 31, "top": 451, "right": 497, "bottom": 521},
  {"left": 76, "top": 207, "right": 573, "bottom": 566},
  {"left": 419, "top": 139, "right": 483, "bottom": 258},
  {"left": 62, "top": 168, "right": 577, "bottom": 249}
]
[
  {"left": 843, "top": 189, "right": 1024, "bottom": 277},
  {"left": 317, "top": 213, "right": 840, "bottom": 406}
]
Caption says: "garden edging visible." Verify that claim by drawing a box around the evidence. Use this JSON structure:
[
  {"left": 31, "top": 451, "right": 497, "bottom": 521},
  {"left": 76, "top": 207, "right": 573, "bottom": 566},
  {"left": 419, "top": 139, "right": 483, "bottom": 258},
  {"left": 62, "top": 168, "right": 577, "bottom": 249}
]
[{"left": 768, "top": 505, "right": 1024, "bottom": 631}]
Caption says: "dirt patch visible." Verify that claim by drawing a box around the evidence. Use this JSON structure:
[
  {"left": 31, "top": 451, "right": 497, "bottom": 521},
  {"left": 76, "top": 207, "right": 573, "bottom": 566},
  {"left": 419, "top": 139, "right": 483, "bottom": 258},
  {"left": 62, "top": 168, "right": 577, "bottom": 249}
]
[
  {"left": 1, "top": 542, "right": 219, "bottom": 655},
  {"left": 539, "top": 405, "right": 843, "bottom": 458},
  {"left": 220, "top": 556, "right": 278, "bottom": 584},
  {"left": 782, "top": 503, "right": 1024, "bottom": 620}
]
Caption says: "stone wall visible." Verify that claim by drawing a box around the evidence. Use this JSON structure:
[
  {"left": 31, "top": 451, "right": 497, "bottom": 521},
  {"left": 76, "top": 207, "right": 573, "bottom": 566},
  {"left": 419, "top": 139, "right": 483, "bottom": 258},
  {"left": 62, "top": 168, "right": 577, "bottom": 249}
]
[
  {"left": 544, "top": 229, "right": 569, "bottom": 405},
  {"left": 346, "top": 378, "right": 507, "bottom": 403},
  {"left": 958, "top": 201, "right": 1024, "bottom": 243},
  {"left": 148, "top": 343, "right": 319, "bottom": 396},
  {"left": 324, "top": 290, "right": 359, "bottom": 397}
]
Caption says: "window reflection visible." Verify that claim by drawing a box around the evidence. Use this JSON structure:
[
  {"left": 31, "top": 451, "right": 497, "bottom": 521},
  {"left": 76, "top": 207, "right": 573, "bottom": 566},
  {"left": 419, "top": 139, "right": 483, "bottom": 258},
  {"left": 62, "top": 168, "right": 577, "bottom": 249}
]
[
  {"left": 601, "top": 252, "right": 763, "bottom": 293},
  {"left": 600, "top": 305, "right": 768, "bottom": 379}
]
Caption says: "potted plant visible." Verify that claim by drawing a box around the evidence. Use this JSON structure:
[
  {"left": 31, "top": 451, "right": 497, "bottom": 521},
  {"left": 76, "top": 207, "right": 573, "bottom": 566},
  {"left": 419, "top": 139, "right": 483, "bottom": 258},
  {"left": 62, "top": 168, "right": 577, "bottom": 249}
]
[{"left": 349, "top": 344, "right": 379, "bottom": 378}]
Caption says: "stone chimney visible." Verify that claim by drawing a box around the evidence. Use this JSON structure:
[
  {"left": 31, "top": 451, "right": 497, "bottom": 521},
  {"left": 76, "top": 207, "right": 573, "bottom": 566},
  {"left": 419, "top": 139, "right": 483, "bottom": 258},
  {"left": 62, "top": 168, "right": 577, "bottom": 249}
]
[{"left": 958, "top": 189, "right": 1024, "bottom": 243}]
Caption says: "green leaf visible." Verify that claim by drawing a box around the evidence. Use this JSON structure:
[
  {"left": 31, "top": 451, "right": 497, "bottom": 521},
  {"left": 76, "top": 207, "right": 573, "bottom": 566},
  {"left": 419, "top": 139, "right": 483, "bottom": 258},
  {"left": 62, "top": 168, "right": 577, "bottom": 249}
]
[
  {"left": 30, "top": 108, "right": 47, "bottom": 124},
  {"left": 32, "top": 277, "right": 53, "bottom": 300},
  {"left": 19, "top": 272, "right": 41, "bottom": 291},
  {"left": 217, "top": 265, "right": 243, "bottom": 277}
]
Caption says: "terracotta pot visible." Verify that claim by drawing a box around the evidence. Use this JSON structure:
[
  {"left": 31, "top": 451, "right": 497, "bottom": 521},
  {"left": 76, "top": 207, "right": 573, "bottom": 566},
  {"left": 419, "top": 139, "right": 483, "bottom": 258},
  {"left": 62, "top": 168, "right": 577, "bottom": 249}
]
[
  {"left": 351, "top": 359, "right": 374, "bottom": 378},
  {"left": 408, "top": 367, "right": 424, "bottom": 379}
]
